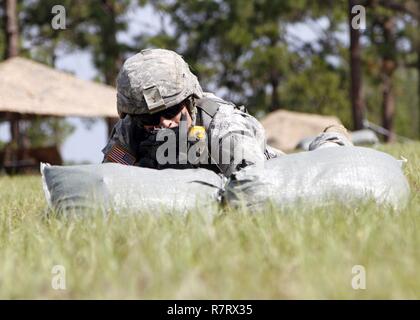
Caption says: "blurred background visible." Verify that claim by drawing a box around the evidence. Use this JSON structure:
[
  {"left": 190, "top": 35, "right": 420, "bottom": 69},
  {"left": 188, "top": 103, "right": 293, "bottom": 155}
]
[{"left": 0, "top": 0, "right": 419, "bottom": 172}]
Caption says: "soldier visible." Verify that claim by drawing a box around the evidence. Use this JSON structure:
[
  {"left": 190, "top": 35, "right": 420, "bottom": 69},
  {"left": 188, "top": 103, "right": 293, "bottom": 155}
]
[{"left": 102, "top": 48, "right": 352, "bottom": 177}]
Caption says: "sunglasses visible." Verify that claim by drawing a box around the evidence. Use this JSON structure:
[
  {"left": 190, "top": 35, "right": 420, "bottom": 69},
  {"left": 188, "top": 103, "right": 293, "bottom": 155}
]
[{"left": 136, "top": 104, "right": 185, "bottom": 126}]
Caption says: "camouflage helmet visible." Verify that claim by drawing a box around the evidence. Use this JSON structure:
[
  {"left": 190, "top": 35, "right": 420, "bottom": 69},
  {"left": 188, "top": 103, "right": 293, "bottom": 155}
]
[{"left": 116, "top": 48, "right": 204, "bottom": 118}]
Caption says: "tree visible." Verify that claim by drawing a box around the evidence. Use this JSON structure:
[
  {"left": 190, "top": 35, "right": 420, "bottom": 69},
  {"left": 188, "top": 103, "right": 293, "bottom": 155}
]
[
  {"left": 363, "top": 2, "right": 406, "bottom": 141},
  {"left": 23, "top": 117, "right": 74, "bottom": 147},
  {"left": 23, "top": 0, "right": 134, "bottom": 136},
  {"left": 2, "top": 0, "right": 21, "bottom": 161},
  {"left": 147, "top": 0, "right": 345, "bottom": 114},
  {"left": 80, "top": 0, "right": 132, "bottom": 135},
  {"left": 3, "top": 0, "right": 19, "bottom": 58},
  {"left": 1, "top": 0, "right": 75, "bottom": 156},
  {"left": 376, "top": 0, "right": 420, "bottom": 136},
  {"left": 349, "top": 0, "right": 366, "bottom": 130}
]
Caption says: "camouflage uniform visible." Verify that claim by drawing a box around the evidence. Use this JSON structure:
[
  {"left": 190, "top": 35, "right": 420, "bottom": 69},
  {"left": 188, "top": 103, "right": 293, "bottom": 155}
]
[
  {"left": 102, "top": 48, "right": 351, "bottom": 177},
  {"left": 102, "top": 90, "right": 281, "bottom": 176}
]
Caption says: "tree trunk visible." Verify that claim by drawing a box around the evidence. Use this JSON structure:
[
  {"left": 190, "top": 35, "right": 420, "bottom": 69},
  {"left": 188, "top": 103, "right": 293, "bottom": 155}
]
[
  {"left": 416, "top": 3, "right": 420, "bottom": 139},
  {"left": 10, "top": 116, "right": 19, "bottom": 145},
  {"left": 101, "top": 0, "right": 121, "bottom": 137},
  {"left": 3, "top": 0, "right": 21, "bottom": 169},
  {"left": 269, "top": 72, "right": 280, "bottom": 112},
  {"left": 349, "top": 0, "right": 365, "bottom": 131},
  {"left": 380, "top": 17, "right": 397, "bottom": 143},
  {"left": 381, "top": 63, "right": 396, "bottom": 142},
  {"left": 268, "top": 36, "right": 280, "bottom": 112},
  {"left": 418, "top": 42, "right": 420, "bottom": 138},
  {"left": 3, "top": 0, "right": 20, "bottom": 141},
  {"left": 4, "top": 0, "right": 19, "bottom": 58}
]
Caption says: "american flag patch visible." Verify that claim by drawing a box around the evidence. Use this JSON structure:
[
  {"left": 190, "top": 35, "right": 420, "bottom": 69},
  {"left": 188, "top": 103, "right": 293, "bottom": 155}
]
[{"left": 106, "top": 144, "right": 136, "bottom": 165}]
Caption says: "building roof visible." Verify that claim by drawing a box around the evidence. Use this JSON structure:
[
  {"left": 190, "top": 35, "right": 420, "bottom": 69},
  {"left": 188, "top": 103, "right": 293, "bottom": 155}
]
[
  {"left": 0, "top": 57, "right": 118, "bottom": 118},
  {"left": 261, "top": 109, "right": 342, "bottom": 151}
]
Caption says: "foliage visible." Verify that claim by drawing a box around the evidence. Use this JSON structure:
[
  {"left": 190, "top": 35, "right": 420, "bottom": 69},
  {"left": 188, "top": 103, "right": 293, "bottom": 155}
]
[
  {"left": 3, "top": 0, "right": 135, "bottom": 149},
  {"left": 0, "top": 5, "right": 5, "bottom": 60},
  {"left": 23, "top": 0, "right": 133, "bottom": 83},
  {"left": 145, "top": 0, "right": 313, "bottom": 113},
  {"left": 24, "top": 117, "right": 75, "bottom": 147},
  {"left": 142, "top": 0, "right": 419, "bottom": 136},
  {"left": 2, "top": 0, "right": 420, "bottom": 149},
  {"left": 280, "top": 56, "right": 352, "bottom": 127}
]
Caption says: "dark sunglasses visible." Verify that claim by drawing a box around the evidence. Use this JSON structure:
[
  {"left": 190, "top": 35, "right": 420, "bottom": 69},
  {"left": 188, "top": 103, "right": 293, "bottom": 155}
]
[{"left": 137, "top": 104, "right": 185, "bottom": 126}]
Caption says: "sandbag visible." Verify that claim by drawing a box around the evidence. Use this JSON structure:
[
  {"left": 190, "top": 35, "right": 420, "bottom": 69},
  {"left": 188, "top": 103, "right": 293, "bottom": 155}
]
[
  {"left": 224, "top": 147, "right": 410, "bottom": 210},
  {"left": 351, "top": 129, "right": 379, "bottom": 146},
  {"left": 296, "top": 129, "right": 379, "bottom": 151},
  {"left": 41, "top": 163, "right": 223, "bottom": 214}
]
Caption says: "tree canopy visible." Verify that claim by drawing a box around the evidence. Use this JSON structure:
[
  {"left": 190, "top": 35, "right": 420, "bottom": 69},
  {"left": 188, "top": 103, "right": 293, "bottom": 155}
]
[{"left": 1, "top": 0, "right": 419, "bottom": 148}]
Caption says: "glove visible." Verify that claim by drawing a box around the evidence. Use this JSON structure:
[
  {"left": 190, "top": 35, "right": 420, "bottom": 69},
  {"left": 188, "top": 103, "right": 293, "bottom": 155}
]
[
  {"left": 154, "top": 126, "right": 195, "bottom": 170},
  {"left": 136, "top": 113, "right": 208, "bottom": 169},
  {"left": 137, "top": 130, "right": 161, "bottom": 168}
]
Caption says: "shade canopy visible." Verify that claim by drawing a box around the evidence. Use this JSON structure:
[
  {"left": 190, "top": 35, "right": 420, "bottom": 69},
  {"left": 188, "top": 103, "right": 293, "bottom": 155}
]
[
  {"left": 261, "top": 109, "right": 343, "bottom": 151},
  {"left": 0, "top": 57, "right": 118, "bottom": 118}
]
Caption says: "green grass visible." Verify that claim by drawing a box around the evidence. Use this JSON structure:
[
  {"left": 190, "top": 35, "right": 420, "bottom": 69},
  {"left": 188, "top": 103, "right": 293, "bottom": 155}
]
[{"left": 0, "top": 143, "right": 419, "bottom": 299}]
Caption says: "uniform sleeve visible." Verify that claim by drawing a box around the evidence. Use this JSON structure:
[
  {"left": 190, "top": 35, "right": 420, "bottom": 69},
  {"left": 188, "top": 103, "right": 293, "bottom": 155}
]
[
  {"left": 308, "top": 132, "right": 354, "bottom": 151},
  {"left": 208, "top": 104, "right": 267, "bottom": 177},
  {"left": 101, "top": 115, "right": 140, "bottom": 165}
]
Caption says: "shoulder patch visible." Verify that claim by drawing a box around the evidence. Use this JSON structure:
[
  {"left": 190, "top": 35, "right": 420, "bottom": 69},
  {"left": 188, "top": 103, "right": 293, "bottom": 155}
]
[
  {"left": 106, "top": 144, "right": 136, "bottom": 165},
  {"left": 196, "top": 98, "right": 221, "bottom": 117}
]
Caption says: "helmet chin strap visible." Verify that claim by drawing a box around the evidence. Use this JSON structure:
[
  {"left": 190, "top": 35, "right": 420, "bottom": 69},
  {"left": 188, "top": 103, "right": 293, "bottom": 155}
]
[
  {"left": 180, "top": 111, "right": 188, "bottom": 122},
  {"left": 185, "top": 96, "right": 197, "bottom": 125}
]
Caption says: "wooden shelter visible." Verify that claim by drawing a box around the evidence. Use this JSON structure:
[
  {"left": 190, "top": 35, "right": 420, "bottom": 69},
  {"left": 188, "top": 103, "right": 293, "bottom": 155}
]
[
  {"left": 0, "top": 57, "right": 118, "bottom": 173},
  {"left": 261, "top": 109, "right": 342, "bottom": 152}
]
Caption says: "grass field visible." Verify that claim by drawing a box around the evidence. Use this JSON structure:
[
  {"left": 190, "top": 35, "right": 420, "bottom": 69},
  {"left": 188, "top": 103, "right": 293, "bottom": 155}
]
[{"left": 0, "top": 143, "right": 419, "bottom": 299}]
